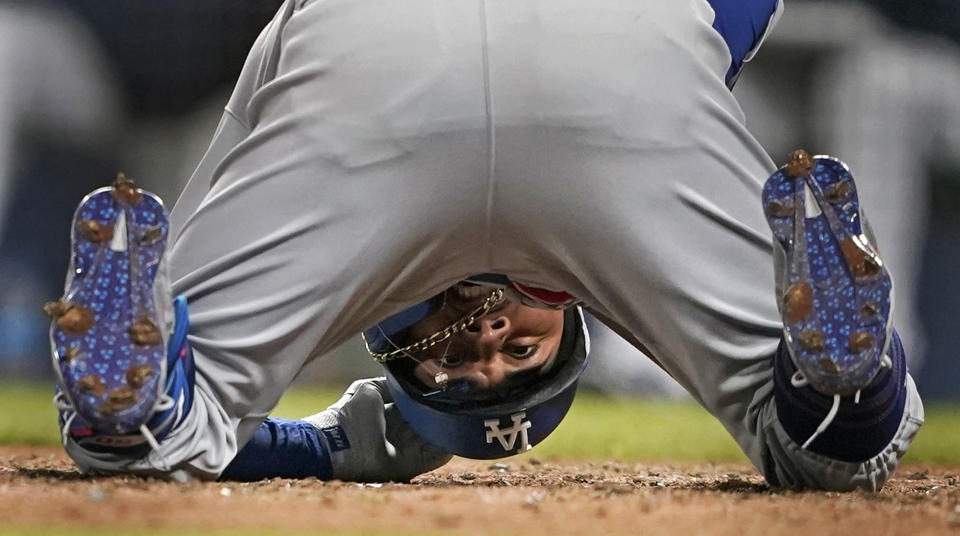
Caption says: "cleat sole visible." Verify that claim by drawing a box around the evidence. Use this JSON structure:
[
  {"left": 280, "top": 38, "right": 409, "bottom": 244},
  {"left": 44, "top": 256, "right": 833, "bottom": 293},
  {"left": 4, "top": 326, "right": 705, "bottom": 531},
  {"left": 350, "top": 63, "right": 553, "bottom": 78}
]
[
  {"left": 762, "top": 153, "right": 893, "bottom": 395},
  {"left": 50, "top": 178, "right": 169, "bottom": 434}
]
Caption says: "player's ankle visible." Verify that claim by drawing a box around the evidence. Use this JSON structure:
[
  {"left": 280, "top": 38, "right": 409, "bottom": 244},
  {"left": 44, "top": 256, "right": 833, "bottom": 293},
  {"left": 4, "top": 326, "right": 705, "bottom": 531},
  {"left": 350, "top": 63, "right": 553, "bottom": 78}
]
[{"left": 773, "top": 331, "right": 908, "bottom": 462}]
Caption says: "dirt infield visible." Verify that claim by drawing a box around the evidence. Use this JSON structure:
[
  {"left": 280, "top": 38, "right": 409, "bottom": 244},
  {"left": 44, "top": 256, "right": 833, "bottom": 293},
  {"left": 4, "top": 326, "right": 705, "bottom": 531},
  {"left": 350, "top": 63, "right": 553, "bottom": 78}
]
[{"left": 2, "top": 446, "right": 959, "bottom": 535}]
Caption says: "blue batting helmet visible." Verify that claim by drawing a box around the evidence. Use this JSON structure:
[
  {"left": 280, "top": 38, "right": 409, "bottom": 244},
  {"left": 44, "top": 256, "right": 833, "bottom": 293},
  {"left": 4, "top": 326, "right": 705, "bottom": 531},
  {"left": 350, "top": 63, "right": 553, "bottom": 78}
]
[{"left": 363, "top": 298, "right": 589, "bottom": 459}]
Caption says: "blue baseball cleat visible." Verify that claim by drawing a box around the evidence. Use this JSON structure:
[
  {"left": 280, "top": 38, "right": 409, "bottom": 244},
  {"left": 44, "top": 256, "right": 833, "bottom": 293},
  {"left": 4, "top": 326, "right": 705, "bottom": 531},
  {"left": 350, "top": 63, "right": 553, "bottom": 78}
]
[
  {"left": 763, "top": 151, "right": 894, "bottom": 397},
  {"left": 46, "top": 174, "right": 174, "bottom": 437}
]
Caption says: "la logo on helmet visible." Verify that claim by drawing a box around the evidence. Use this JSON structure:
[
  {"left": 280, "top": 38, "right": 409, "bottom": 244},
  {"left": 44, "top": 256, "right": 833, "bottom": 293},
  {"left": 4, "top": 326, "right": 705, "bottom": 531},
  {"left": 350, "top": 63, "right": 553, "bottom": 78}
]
[{"left": 484, "top": 412, "right": 532, "bottom": 452}]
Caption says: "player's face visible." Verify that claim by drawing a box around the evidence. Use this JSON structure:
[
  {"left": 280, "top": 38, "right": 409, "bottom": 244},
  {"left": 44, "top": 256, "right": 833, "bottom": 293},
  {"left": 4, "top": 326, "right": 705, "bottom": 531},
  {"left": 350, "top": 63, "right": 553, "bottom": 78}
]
[{"left": 407, "top": 289, "right": 565, "bottom": 391}]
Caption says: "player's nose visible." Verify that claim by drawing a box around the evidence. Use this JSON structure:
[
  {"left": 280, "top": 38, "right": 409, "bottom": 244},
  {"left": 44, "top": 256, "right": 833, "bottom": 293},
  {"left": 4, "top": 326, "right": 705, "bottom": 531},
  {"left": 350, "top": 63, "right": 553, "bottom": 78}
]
[{"left": 465, "top": 315, "right": 511, "bottom": 359}]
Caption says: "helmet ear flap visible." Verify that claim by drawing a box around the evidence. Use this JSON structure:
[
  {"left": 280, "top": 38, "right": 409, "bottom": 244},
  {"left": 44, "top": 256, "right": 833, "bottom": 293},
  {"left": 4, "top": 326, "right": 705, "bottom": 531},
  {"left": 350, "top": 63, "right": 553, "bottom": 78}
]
[{"left": 383, "top": 307, "right": 590, "bottom": 459}]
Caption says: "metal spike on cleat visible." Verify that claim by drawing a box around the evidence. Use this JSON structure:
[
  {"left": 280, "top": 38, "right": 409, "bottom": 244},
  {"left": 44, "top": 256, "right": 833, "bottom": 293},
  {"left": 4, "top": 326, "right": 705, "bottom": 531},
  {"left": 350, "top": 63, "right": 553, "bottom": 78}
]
[
  {"left": 797, "top": 329, "right": 826, "bottom": 353},
  {"left": 44, "top": 300, "right": 95, "bottom": 335},
  {"left": 849, "top": 332, "right": 875, "bottom": 354},
  {"left": 126, "top": 365, "right": 156, "bottom": 389},
  {"left": 861, "top": 300, "right": 879, "bottom": 319},
  {"left": 101, "top": 387, "right": 140, "bottom": 415},
  {"left": 840, "top": 237, "right": 883, "bottom": 279},
  {"left": 782, "top": 282, "right": 813, "bottom": 324},
  {"left": 129, "top": 317, "right": 162, "bottom": 346},
  {"left": 77, "top": 375, "right": 106, "bottom": 397},
  {"left": 77, "top": 219, "right": 114, "bottom": 243},
  {"left": 825, "top": 179, "right": 853, "bottom": 204},
  {"left": 112, "top": 172, "right": 142, "bottom": 205},
  {"left": 784, "top": 149, "right": 814, "bottom": 178},
  {"left": 61, "top": 346, "right": 83, "bottom": 363},
  {"left": 766, "top": 199, "right": 795, "bottom": 217},
  {"left": 817, "top": 356, "right": 840, "bottom": 375},
  {"left": 140, "top": 225, "right": 164, "bottom": 246}
]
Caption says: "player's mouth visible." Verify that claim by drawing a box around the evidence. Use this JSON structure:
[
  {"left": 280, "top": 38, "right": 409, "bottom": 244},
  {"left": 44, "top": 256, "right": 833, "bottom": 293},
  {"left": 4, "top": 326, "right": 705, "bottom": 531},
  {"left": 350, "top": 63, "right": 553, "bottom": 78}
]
[{"left": 447, "top": 283, "right": 507, "bottom": 314}]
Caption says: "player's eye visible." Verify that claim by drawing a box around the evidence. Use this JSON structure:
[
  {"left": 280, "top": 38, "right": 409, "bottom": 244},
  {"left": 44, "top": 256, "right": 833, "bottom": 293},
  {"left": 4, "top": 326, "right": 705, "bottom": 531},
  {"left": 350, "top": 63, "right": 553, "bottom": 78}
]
[
  {"left": 503, "top": 344, "right": 538, "bottom": 359},
  {"left": 439, "top": 354, "right": 463, "bottom": 368}
]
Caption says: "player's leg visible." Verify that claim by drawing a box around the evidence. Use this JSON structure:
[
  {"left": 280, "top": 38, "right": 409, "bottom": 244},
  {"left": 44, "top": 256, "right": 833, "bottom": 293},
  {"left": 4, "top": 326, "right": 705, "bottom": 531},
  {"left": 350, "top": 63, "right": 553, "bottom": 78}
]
[
  {"left": 525, "top": 142, "right": 920, "bottom": 491},
  {"left": 484, "top": 0, "right": 921, "bottom": 490},
  {"left": 47, "top": 3, "right": 295, "bottom": 478},
  {"left": 53, "top": 0, "right": 496, "bottom": 479}
]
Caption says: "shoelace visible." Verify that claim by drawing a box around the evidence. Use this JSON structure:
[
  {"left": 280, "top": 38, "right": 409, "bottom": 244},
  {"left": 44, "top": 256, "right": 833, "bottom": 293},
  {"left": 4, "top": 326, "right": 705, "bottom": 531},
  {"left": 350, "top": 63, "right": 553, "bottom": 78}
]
[
  {"left": 54, "top": 391, "right": 177, "bottom": 472},
  {"left": 790, "top": 352, "right": 895, "bottom": 450}
]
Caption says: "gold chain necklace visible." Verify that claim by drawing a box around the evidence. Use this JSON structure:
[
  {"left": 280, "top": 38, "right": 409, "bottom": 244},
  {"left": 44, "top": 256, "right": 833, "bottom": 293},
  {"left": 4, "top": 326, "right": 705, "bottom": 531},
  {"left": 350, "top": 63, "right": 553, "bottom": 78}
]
[{"left": 362, "top": 288, "right": 505, "bottom": 363}]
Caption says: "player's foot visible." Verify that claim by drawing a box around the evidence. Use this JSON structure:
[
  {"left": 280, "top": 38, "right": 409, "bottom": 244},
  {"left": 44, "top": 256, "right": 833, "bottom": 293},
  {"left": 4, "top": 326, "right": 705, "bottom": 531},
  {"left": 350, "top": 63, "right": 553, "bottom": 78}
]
[
  {"left": 762, "top": 151, "right": 893, "bottom": 396},
  {"left": 47, "top": 174, "right": 174, "bottom": 436}
]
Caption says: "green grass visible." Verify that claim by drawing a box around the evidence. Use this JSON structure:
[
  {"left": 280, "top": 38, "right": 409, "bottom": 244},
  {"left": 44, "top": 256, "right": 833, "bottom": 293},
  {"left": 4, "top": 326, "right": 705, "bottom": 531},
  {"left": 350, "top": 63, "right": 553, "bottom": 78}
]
[
  {"left": 2, "top": 383, "right": 958, "bottom": 464},
  {"left": 0, "top": 383, "right": 60, "bottom": 446}
]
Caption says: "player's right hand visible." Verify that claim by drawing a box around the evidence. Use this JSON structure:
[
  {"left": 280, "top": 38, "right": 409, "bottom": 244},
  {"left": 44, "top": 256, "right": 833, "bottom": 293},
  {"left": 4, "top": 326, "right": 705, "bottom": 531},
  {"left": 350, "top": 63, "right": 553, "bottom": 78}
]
[{"left": 303, "top": 378, "right": 453, "bottom": 483}]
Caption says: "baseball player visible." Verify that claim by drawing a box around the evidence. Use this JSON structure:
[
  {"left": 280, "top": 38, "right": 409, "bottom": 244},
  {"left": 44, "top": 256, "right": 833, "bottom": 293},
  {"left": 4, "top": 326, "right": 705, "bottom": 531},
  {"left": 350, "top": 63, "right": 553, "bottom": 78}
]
[{"left": 46, "top": 0, "right": 922, "bottom": 489}]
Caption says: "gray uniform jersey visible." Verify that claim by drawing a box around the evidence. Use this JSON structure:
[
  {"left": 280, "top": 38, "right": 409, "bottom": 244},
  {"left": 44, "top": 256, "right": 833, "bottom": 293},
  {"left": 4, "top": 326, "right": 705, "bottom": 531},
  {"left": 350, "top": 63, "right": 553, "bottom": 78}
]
[{"left": 66, "top": 0, "right": 922, "bottom": 489}]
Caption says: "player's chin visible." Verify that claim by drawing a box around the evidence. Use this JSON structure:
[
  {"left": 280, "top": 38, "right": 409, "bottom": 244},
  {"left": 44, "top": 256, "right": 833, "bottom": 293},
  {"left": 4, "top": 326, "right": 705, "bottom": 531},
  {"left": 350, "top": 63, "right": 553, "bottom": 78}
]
[{"left": 447, "top": 283, "right": 502, "bottom": 310}]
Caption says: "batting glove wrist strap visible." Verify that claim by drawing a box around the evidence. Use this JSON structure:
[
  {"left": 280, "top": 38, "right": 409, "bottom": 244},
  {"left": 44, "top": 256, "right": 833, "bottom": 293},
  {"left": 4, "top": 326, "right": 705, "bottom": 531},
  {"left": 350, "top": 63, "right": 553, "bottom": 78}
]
[{"left": 220, "top": 417, "right": 334, "bottom": 481}]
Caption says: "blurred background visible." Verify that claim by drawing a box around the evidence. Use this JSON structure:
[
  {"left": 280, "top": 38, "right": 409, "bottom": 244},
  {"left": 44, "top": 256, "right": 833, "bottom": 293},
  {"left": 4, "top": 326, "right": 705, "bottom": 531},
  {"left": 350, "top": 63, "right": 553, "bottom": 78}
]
[{"left": 0, "top": 0, "right": 957, "bottom": 402}]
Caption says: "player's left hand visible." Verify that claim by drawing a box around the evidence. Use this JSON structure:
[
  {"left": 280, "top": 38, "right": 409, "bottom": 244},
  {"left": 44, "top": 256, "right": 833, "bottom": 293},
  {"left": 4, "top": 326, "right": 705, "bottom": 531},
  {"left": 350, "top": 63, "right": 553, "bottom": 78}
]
[{"left": 303, "top": 378, "right": 453, "bottom": 482}]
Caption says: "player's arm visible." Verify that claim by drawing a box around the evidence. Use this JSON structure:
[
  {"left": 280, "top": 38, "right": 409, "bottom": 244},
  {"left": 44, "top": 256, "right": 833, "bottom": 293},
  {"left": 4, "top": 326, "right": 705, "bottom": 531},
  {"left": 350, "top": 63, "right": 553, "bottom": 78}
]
[{"left": 219, "top": 378, "right": 452, "bottom": 482}]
